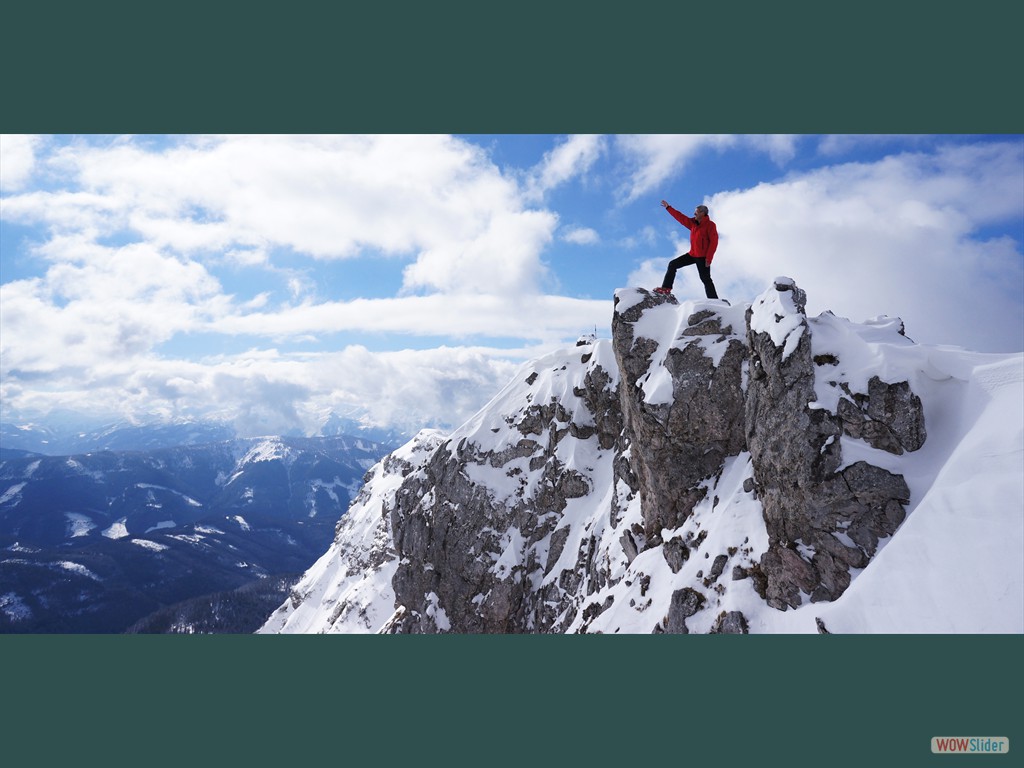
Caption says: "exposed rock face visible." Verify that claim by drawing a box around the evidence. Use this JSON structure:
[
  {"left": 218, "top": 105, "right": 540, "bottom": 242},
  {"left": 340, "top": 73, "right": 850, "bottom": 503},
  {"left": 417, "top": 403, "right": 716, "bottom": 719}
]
[
  {"left": 711, "top": 610, "right": 749, "bottom": 634},
  {"left": 665, "top": 587, "right": 706, "bottom": 634},
  {"left": 837, "top": 377, "right": 927, "bottom": 454},
  {"left": 745, "top": 279, "right": 920, "bottom": 609},
  {"left": 385, "top": 343, "right": 625, "bottom": 633},
  {"left": 265, "top": 278, "right": 929, "bottom": 634},
  {"left": 611, "top": 291, "right": 747, "bottom": 537}
]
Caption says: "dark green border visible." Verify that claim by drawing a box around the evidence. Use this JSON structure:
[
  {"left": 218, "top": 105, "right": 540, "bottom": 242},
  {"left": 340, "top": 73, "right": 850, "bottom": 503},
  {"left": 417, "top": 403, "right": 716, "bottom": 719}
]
[
  {"left": 3, "top": 635, "right": 1021, "bottom": 766},
  {"left": 2, "top": 3, "right": 1021, "bottom": 765},
  {"left": 3, "top": 1, "right": 1021, "bottom": 132}
]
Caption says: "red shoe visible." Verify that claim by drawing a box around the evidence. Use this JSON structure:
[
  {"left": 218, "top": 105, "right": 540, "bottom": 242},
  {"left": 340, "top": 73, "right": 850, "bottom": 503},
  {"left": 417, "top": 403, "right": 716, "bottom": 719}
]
[{"left": 653, "top": 287, "right": 672, "bottom": 295}]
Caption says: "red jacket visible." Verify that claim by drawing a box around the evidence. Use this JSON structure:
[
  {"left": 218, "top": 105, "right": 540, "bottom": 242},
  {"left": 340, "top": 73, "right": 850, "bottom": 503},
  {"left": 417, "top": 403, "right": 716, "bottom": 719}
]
[{"left": 666, "top": 205, "right": 719, "bottom": 264}]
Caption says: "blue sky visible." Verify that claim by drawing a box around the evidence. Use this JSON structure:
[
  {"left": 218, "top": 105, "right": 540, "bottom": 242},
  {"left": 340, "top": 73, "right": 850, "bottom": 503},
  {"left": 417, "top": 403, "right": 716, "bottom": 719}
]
[{"left": 1, "top": 134, "right": 1022, "bottom": 436}]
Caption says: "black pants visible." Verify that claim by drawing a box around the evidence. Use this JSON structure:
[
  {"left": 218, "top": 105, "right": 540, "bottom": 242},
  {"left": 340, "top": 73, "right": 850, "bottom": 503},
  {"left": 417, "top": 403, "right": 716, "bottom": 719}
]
[{"left": 662, "top": 253, "right": 718, "bottom": 298}]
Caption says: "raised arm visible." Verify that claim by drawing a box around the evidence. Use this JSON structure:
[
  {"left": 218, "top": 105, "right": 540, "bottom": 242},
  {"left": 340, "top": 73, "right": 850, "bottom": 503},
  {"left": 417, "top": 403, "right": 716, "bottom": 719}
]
[{"left": 661, "top": 200, "right": 694, "bottom": 230}]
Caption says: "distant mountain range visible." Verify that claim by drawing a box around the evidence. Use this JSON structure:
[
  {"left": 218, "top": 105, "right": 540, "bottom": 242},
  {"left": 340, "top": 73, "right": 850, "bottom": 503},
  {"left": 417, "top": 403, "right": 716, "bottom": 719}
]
[
  {"left": 0, "top": 434, "right": 391, "bottom": 633},
  {"left": 0, "top": 413, "right": 409, "bottom": 457}
]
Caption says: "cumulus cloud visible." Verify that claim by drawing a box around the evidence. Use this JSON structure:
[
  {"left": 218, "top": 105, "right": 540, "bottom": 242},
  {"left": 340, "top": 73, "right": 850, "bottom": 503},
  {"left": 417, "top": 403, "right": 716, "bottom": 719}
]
[
  {"left": 308, "top": 345, "right": 524, "bottom": 434},
  {"left": 0, "top": 134, "right": 41, "bottom": 191},
  {"left": 400, "top": 209, "right": 557, "bottom": 295},
  {"left": 626, "top": 258, "right": 666, "bottom": 291},
  {"left": 3, "top": 134, "right": 557, "bottom": 286},
  {"left": 0, "top": 134, "right": 614, "bottom": 431},
  {"left": 1, "top": 238, "right": 227, "bottom": 374},
  {"left": 708, "top": 141, "right": 1024, "bottom": 352},
  {"left": 0, "top": 134, "right": 574, "bottom": 359}
]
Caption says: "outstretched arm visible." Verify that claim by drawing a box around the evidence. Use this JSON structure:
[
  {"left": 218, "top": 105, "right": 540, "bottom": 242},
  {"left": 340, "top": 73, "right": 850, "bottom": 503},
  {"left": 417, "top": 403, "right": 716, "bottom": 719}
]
[{"left": 661, "top": 200, "right": 693, "bottom": 229}]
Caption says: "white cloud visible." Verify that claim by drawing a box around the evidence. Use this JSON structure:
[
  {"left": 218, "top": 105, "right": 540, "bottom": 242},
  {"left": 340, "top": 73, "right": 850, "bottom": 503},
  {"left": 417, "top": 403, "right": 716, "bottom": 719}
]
[
  {"left": 616, "top": 134, "right": 726, "bottom": 202},
  {"left": 744, "top": 134, "right": 800, "bottom": 165},
  {"left": 5, "top": 133, "right": 549, "bottom": 262},
  {"left": 525, "top": 134, "right": 605, "bottom": 200},
  {"left": 0, "top": 342, "right": 534, "bottom": 437},
  {"left": 2, "top": 134, "right": 570, "bottom": 299},
  {"left": 0, "top": 238, "right": 227, "bottom": 374},
  {"left": 0, "top": 134, "right": 618, "bottom": 432},
  {"left": 207, "top": 294, "right": 608, "bottom": 344},
  {"left": 4, "top": 134, "right": 1019, "bottom": 436},
  {"left": 615, "top": 134, "right": 801, "bottom": 202},
  {"left": 1, "top": 219, "right": 609, "bottom": 430},
  {"left": 561, "top": 226, "right": 600, "bottom": 245},
  {"left": 224, "top": 246, "right": 269, "bottom": 266},
  {"left": 304, "top": 345, "right": 525, "bottom": 435},
  {"left": 0, "top": 134, "right": 41, "bottom": 191},
  {"left": 619, "top": 225, "right": 659, "bottom": 250},
  {"left": 707, "top": 141, "right": 1024, "bottom": 352},
  {"left": 626, "top": 258, "right": 665, "bottom": 291},
  {"left": 401, "top": 209, "right": 557, "bottom": 294}
]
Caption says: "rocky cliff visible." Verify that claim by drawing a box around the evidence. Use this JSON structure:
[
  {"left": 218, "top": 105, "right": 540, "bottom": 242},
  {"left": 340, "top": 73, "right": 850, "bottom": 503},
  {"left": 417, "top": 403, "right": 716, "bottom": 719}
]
[{"left": 260, "top": 277, "right": 1020, "bottom": 635}]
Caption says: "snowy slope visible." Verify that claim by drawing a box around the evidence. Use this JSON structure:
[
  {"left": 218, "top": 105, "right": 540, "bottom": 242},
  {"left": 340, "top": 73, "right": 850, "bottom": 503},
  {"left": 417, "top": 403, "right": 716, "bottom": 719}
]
[
  {"left": 810, "top": 349, "right": 1023, "bottom": 632},
  {"left": 259, "top": 430, "right": 446, "bottom": 633},
  {"left": 260, "top": 281, "right": 1023, "bottom": 634}
]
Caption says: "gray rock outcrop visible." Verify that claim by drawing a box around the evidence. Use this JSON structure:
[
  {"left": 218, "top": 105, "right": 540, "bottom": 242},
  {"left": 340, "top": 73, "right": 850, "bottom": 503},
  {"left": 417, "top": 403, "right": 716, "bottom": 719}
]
[
  {"left": 745, "top": 279, "right": 920, "bottom": 609},
  {"left": 270, "top": 278, "right": 927, "bottom": 633},
  {"left": 386, "top": 344, "right": 625, "bottom": 633},
  {"left": 385, "top": 279, "right": 924, "bottom": 629},
  {"left": 611, "top": 291, "right": 747, "bottom": 537}
]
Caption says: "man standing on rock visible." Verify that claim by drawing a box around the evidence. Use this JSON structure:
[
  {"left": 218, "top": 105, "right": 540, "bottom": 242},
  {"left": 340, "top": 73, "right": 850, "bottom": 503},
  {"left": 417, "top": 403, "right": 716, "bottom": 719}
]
[{"left": 655, "top": 200, "right": 719, "bottom": 299}]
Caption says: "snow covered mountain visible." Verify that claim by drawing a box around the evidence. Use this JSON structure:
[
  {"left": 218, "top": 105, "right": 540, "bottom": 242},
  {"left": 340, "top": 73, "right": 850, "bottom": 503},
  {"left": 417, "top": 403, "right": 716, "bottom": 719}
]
[
  {"left": 260, "top": 279, "right": 1023, "bottom": 634},
  {"left": 0, "top": 435, "right": 389, "bottom": 632}
]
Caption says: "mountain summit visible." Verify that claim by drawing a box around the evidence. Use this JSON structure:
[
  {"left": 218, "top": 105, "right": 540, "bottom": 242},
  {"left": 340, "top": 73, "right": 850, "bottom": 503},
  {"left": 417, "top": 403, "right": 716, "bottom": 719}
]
[{"left": 260, "top": 279, "right": 1023, "bottom": 634}]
